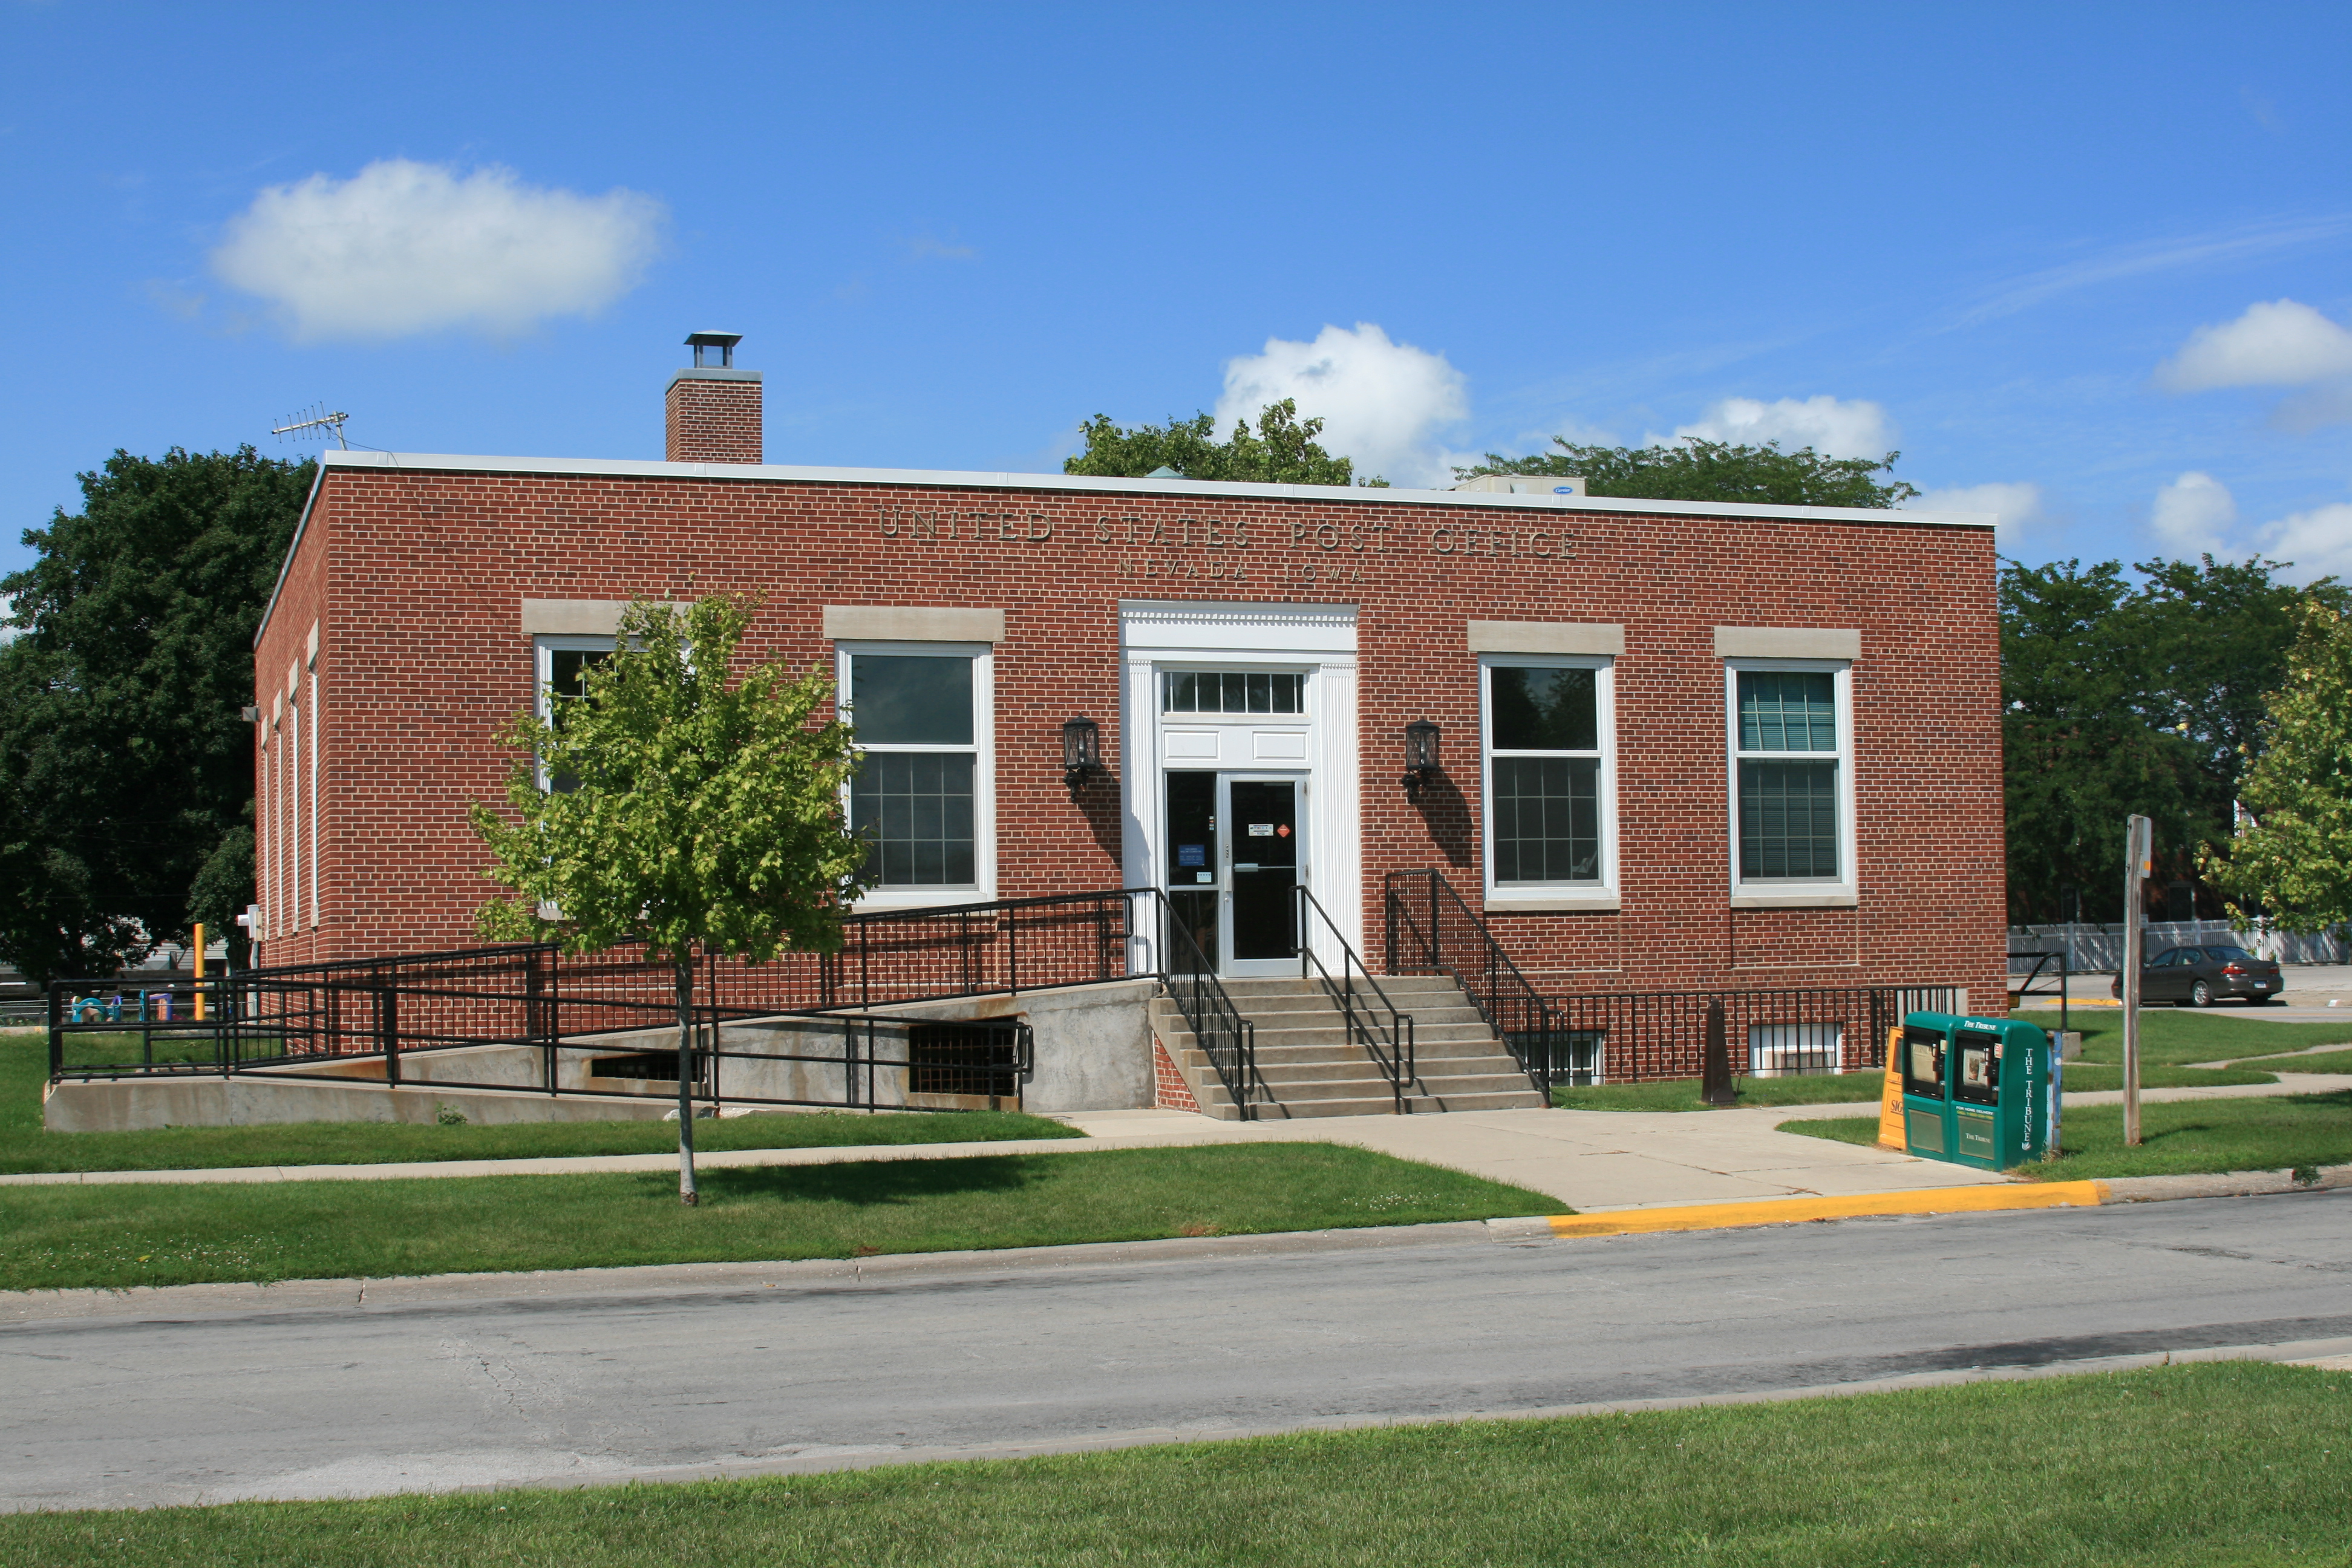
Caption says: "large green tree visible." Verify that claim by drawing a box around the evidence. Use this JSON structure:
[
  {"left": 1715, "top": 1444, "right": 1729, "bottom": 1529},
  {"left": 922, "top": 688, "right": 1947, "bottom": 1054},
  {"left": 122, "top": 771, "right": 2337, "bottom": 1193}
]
[
  {"left": 2200, "top": 603, "right": 2352, "bottom": 932},
  {"left": 2000, "top": 554, "right": 2345, "bottom": 923},
  {"left": 1455, "top": 437, "right": 1919, "bottom": 509},
  {"left": 1064, "top": 399, "right": 1382, "bottom": 486},
  {"left": 473, "top": 595, "right": 870, "bottom": 1203},
  {"left": 0, "top": 447, "right": 311, "bottom": 984}
]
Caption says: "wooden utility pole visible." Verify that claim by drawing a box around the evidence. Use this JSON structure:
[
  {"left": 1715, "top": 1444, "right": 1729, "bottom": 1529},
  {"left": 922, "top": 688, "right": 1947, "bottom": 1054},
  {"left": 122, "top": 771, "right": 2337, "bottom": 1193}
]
[{"left": 2122, "top": 814, "right": 2152, "bottom": 1146}]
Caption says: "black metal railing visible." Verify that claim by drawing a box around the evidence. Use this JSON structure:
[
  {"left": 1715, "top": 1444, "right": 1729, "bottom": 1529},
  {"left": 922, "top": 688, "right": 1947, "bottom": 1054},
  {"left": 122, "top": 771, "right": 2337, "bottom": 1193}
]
[
  {"left": 47, "top": 888, "right": 1141, "bottom": 1081},
  {"left": 1541, "top": 984, "right": 1963, "bottom": 1087},
  {"left": 2007, "top": 950, "right": 2069, "bottom": 1032},
  {"left": 41, "top": 887, "right": 1252, "bottom": 1119},
  {"left": 1379, "top": 867, "right": 1961, "bottom": 1094},
  {"left": 42, "top": 973, "right": 990, "bottom": 1114},
  {"left": 1383, "top": 869, "right": 1557, "bottom": 1094},
  {"left": 1297, "top": 884, "right": 1414, "bottom": 1114},
  {"left": 1139, "top": 887, "right": 1260, "bottom": 1119}
]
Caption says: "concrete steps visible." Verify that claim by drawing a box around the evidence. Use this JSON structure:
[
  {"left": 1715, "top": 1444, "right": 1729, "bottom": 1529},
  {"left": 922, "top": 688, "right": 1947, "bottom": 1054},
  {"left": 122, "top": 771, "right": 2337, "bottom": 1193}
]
[{"left": 1149, "top": 973, "right": 1546, "bottom": 1120}]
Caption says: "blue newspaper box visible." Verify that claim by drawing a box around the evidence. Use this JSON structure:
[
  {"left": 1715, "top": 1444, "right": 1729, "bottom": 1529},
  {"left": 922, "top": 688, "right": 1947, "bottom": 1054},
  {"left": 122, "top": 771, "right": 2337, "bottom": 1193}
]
[{"left": 1898, "top": 1011, "right": 2057, "bottom": 1171}]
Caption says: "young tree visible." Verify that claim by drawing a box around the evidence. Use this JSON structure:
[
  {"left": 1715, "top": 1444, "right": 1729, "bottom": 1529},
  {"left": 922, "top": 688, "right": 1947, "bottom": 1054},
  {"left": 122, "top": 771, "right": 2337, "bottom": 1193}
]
[
  {"left": 1455, "top": 437, "right": 1919, "bottom": 509},
  {"left": 1063, "top": 398, "right": 1383, "bottom": 486},
  {"left": 472, "top": 595, "right": 869, "bottom": 1204},
  {"left": 2200, "top": 602, "right": 2352, "bottom": 933},
  {"left": 0, "top": 446, "right": 310, "bottom": 983}
]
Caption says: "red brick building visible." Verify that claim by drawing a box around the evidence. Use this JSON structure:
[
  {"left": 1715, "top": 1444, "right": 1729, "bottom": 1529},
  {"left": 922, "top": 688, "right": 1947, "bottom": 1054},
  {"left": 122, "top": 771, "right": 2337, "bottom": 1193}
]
[{"left": 250, "top": 338, "right": 2004, "bottom": 1085}]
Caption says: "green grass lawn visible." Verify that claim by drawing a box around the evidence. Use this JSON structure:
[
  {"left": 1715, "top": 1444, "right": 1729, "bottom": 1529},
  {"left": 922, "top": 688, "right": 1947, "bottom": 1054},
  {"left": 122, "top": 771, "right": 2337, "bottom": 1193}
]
[
  {"left": 1553, "top": 1071, "right": 1886, "bottom": 1111},
  {"left": 0, "top": 1143, "right": 1555, "bottom": 1292},
  {"left": 2015, "top": 1007, "right": 2352, "bottom": 1066},
  {"left": 3, "top": 1362, "right": 2342, "bottom": 1567},
  {"left": 1784, "top": 1089, "right": 2352, "bottom": 1181},
  {"left": 0, "top": 1032, "right": 1077, "bottom": 1174}
]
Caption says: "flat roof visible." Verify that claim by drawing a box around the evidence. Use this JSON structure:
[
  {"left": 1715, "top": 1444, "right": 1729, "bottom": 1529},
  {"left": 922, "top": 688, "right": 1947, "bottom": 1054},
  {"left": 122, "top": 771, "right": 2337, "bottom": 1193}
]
[
  {"left": 313, "top": 448, "right": 1996, "bottom": 528},
  {"left": 258, "top": 449, "right": 1995, "bottom": 645}
]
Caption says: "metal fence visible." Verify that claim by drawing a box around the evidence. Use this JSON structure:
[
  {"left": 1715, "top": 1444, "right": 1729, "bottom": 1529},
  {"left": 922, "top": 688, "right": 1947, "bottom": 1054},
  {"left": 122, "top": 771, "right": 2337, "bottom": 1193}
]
[
  {"left": 2010, "top": 921, "right": 2348, "bottom": 972},
  {"left": 1385, "top": 867, "right": 1959, "bottom": 1093},
  {"left": 45, "top": 889, "right": 1140, "bottom": 1105},
  {"left": 42, "top": 887, "right": 1261, "bottom": 1119},
  {"left": 1529, "top": 984, "right": 1963, "bottom": 1087}
]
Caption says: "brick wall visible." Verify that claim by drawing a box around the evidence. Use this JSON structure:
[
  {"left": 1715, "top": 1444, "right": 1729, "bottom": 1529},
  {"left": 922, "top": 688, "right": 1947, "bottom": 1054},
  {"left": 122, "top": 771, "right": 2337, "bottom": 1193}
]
[
  {"left": 252, "top": 466, "right": 2005, "bottom": 1013},
  {"left": 1152, "top": 1038, "right": 1203, "bottom": 1112}
]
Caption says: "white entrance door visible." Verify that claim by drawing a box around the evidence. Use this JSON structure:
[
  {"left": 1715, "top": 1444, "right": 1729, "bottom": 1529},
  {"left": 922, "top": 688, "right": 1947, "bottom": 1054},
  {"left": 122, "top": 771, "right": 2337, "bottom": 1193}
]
[{"left": 1120, "top": 600, "right": 1362, "bottom": 976}]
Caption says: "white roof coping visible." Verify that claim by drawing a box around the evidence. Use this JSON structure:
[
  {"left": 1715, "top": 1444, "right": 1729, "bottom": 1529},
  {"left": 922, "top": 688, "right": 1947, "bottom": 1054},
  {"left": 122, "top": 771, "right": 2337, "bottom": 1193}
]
[
  {"left": 259, "top": 449, "right": 1993, "bottom": 645},
  {"left": 313, "top": 449, "right": 1994, "bottom": 528}
]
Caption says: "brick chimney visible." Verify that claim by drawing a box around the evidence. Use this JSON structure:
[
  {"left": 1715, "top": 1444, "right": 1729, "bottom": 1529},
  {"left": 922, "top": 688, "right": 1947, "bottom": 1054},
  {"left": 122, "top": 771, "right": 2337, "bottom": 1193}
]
[{"left": 665, "top": 332, "right": 762, "bottom": 463}]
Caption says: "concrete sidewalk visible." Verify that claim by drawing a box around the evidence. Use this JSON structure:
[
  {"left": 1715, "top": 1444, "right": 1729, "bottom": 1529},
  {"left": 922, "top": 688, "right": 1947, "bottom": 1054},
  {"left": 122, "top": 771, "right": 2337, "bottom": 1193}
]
[{"left": 8, "top": 1070, "right": 2345, "bottom": 1210}]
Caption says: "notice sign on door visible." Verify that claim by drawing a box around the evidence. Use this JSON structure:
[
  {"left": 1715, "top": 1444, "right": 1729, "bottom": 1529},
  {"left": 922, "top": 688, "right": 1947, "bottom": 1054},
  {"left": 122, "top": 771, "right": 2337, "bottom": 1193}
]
[
  {"left": 1177, "top": 844, "right": 1207, "bottom": 867},
  {"left": 1247, "top": 823, "right": 1276, "bottom": 837}
]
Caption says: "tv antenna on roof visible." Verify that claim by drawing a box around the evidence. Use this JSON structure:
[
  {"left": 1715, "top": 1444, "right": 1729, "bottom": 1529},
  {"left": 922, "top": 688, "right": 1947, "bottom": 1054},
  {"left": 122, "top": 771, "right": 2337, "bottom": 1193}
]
[{"left": 272, "top": 404, "right": 350, "bottom": 450}]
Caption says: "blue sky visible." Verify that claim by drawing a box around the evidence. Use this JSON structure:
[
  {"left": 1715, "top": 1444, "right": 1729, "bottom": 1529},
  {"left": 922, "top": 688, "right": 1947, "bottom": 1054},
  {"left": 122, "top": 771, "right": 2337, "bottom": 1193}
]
[{"left": 4, "top": 2, "right": 2350, "bottom": 585}]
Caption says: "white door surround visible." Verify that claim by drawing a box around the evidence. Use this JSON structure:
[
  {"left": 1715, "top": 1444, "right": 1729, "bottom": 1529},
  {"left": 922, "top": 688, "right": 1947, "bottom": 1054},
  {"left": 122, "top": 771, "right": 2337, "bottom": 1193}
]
[{"left": 1119, "top": 600, "right": 1360, "bottom": 974}]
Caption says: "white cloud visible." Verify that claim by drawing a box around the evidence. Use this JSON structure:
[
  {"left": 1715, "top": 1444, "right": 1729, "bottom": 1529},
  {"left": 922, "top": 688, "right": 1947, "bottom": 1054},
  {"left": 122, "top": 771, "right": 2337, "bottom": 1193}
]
[
  {"left": 211, "top": 160, "right": 665, "bottom": 341},
  {"left": 2257, "top": 502, "right": 2352, "bottom": 584},
  {"left": 1910, "top": 482, "right": 2046, "bottom": 544},
  {"left": 1215, "top": 323, "right": 1468, "bottom": 487},
  {"left": 2155, "top": 299, "right": 2352, "bottom": 391},
  {"left": 1659, "top": 395, "right": 1895, "bottom": 460},
  {"left": 2151, "top": 471, "right": 2239, "bottom": 555},
  {"left": 0, "top": 594, "right": 17, "bottom": 645}
]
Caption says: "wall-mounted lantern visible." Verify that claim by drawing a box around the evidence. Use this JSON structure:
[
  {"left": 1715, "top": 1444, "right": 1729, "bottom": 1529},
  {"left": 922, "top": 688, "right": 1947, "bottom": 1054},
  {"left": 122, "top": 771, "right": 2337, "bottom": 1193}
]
[
  {"left": 1402, "top": 718, "right": 1442, "bottom": 801},
  {"left": 1062, "top": 716, "right": 1105, "bottom": 795}
]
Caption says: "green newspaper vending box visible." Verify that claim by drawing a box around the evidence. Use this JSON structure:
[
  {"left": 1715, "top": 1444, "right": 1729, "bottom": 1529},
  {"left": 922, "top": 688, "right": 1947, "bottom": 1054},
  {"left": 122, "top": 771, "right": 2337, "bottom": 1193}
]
[{"left": 1898, "top": 1011, "right": 2057, "bottom": 1171}]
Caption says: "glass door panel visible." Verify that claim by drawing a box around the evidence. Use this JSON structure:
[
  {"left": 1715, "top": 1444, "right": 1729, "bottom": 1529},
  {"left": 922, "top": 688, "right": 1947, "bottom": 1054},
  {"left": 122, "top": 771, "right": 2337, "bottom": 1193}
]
[
  {"left": 1163, "top": 771, "right": 1218, "bottom": 975},
  {"left": 1224, "top": 777, "right": 1300, "bottom": 974}
]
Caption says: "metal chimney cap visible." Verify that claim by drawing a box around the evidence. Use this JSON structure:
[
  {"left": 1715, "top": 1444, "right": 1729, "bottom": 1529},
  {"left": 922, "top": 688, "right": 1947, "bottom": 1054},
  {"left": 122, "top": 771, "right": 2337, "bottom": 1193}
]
[{"left": 685, "top": 331, "right": 743, "bottom": 369}]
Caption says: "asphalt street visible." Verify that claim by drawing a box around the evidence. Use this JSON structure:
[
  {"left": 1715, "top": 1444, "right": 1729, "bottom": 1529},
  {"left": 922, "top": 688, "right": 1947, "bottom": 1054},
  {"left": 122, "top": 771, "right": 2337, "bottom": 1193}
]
[{"left": 4, "top": 1192, "right": 2349, "bottom": 1512}]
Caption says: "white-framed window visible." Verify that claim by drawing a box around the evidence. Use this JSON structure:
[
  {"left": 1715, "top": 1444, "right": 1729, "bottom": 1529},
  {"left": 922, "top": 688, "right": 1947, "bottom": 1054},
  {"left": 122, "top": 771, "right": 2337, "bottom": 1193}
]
[
  {"left": 1480, "top": 655, "right": 1617, "bottom": 904},
  {"left": 837, "top": 641, "right": 994, "bottom": 904},
  {"left": 1725, "top": 659, "right": 1857, "bottom": 904},
  {"left": 287, "top": 701, "right": 300, "bottom": 935},
  {"left": 262, "top": 722, "right": 276, "bottom": 939},
  {"left": 308, "top": 659, "right": 320, "bottom": 931},
  {"left": 534, "top": 635, "right": 617, "bottom": 792}
]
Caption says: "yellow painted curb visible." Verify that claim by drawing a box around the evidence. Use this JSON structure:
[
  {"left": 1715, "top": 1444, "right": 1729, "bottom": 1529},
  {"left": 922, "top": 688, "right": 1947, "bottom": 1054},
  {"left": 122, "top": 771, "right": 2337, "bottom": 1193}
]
[{"left": 1546, "top": 1180, "right": 2111, "bottom": 1238}]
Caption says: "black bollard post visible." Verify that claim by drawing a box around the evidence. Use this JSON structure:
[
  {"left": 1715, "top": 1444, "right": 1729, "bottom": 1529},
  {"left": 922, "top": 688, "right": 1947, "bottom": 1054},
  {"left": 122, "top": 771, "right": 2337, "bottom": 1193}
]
[{"left": 1701, "top": 1001, "right": 1737, "bottom": 1106}]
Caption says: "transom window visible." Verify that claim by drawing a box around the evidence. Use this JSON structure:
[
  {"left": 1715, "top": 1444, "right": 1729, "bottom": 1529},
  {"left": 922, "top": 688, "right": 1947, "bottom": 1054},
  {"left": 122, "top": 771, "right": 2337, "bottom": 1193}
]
[
  {"left": 1481, "top": 658, "right": 1615, "bottom": 897},
  {"left": 1726, "top": 661, "right": 1855, "bottom": 898},
  {"left": 1161, "top": 670, "right": 1304, "bottom": 714},
  {"left": 841, "top": 647, "right": 988, "bottom": 893}
]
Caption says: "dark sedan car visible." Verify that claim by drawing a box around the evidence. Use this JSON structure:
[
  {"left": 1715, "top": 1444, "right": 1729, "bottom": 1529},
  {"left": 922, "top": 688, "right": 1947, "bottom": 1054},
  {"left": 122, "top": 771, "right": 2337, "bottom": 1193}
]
[{"left": 2110, "top": 944, "right": 2286, "bottom": 1006}]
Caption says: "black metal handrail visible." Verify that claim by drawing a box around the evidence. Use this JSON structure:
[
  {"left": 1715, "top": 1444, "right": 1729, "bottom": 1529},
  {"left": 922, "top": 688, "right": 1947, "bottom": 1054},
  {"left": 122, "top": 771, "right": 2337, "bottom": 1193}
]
[
  {"left": 44, "top": 887, "right": 1271, "bottom": 1126},
  {"left": 2007, "top": 950, "right": 2070, "bottom": 1032},
  {"left": 1296, "top": 884, "right": 1415, "bottom": 1114},
  {"left": 1383, "top": 869, "right": 1559, "bottom": 1094},
  {"left": 1137, "top": 888, "right": 1260, "bottom": 1119},
  {"left": 47, "top": 888, "right": 1146, "bottom": 1085}
]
